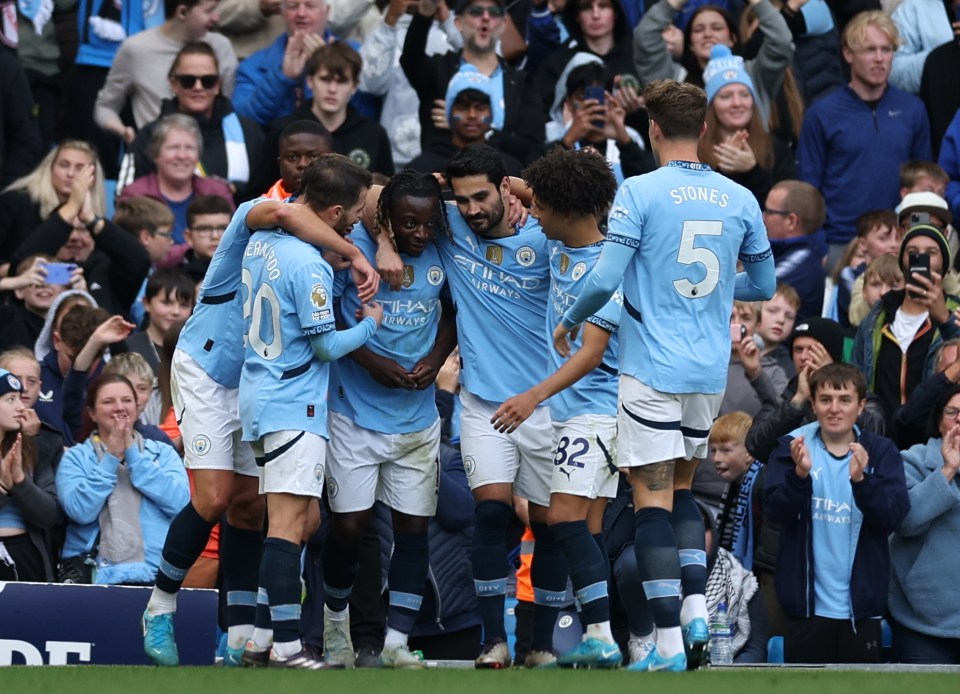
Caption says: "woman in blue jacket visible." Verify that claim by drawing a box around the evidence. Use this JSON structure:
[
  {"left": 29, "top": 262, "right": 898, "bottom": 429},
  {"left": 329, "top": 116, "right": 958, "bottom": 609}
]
[
  {"left": 889, "top": 385, "right": 960, "bottom": 664},
  {"left": 56, "top": 373, "right": 189, "bottom": 586}
]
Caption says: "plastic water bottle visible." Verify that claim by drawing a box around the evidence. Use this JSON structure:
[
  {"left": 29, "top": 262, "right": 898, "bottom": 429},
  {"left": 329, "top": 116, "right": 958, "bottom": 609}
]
[{"left": 709, "top": 602, "right": 733, "bottom": 666}]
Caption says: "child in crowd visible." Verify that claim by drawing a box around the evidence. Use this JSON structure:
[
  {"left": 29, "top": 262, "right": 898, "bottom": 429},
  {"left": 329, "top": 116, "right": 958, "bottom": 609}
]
[
  {"left": 710, "top": 412, "right": 762, "bottom": 572},
  {"left": 857, "top": 256, "right": 905, "bottom": 322},
  {"left": 125, "top": 269, "right": 194, "bottom": 377},
  {"left": 765, "top": 363, "right": 909, "bottom": 664},
  {"left": 725, "top": 301, "right": 788, "bottom": 417},
  {"left": 836, "top": 209, "right": 900, "bottom": 328},
  {"left": 182, "top": 196, "right": 233, "bottom": 287},
  {"left": 113, "top": 196, "right": 175, "bottom": 327},
  {"left": 754, "top": 283, "right": 801, "bottom": 379},
  {"left": 899, "top": 160, "right": 948, "bottom": 201}
]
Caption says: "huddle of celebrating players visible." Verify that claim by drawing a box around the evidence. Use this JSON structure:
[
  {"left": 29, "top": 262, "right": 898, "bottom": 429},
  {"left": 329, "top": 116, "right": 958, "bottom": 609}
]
[{"left": 140, "top": 79, "right": 776, "bottom": 671}]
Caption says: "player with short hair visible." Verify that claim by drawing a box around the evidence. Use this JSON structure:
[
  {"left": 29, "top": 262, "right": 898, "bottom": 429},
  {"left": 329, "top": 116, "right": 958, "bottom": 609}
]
[
  {"left": 554, "top": 80, "right": 776, "bottom": 672},
  {"left": 141, "top": 160, "right": 380, "bottom": 668},
  {"left": 320, "top": 170, "right": 456, "bottom": 669},
  {"left": 491, "top": 147, "right": 623, "bottom": 668},
  {"left": 429, "top": 143, "right": 558, "bottom": 669},
  {"left": 239, "top": 154, "right": 382, "bottom": 670}
]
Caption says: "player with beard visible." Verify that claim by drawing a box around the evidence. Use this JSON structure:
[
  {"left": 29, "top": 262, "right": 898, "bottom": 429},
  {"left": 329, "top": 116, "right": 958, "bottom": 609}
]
[
  {"left": 239, "top": 154, "right": 383, "bottom": 669},
  {"left": 427, "top": 143, "right": 560, "bottom": 668}
]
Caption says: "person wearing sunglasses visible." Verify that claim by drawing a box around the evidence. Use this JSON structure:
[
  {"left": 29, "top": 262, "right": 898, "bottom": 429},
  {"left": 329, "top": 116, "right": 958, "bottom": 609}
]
[
  {"left": 94, "top": 0, "right": 239, "bottom": 146},
  {"left": 129, "top": 41, "right": 265, "bottom": 203},
  {"left": 400, "top": 0, "right": 546, "bottom": 167}
]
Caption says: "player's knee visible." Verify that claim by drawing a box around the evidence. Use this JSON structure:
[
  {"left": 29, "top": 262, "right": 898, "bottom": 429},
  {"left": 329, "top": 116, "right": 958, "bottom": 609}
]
[
  {"left": 194, "top": 487, "right": 231, "bottom": 521},
  {"left": 226, "top": 492, "right": 266, "bottom": 530},
  {"left": 331, "top": 511, "right": 370, "bottom": 545},
  {"left": 392, "top": 512, "right": 428, "bottom": 536}
]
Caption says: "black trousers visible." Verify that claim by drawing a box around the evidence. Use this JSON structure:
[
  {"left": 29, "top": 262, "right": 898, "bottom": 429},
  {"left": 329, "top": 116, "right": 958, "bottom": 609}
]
[
  {"left": 0, "top": 533, "right": 46, "bottom": 582},
  {"left": 784, "top": 615, "right": 882, "bottom": 664}
]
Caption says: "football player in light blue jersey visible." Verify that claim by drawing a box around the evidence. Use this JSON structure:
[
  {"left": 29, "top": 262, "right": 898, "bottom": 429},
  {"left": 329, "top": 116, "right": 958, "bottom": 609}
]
[
  {"left": 432, "top": 144, "right": 559, "bottom": 669},
  {"left": 491, "top": 148, "right": 623, "bottom": 669},
  {"left": 143, "top": 180, "right": 381, "bottom": 667},
  {"left": 322, "top": 171, "right": 457, "bottom": 669},
  {"left": 240, "top": 155, "right": 383, "bottom": 670},
  {"left": 555, "top": 81, "right": 777, "bottom": 673}
]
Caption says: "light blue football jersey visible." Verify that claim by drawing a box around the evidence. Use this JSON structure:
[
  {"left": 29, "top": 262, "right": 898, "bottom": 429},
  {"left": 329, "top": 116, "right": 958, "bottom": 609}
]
[
  {"left": 436, "top": 203, "right": 550, "bottom": 403},
  {"left": 329, "top": 224, "right": 446, "bottom": 434},
  {"left": 547, "top": 240, "right": 621, "bottom": 422},
  {"left": 605, "top": 162, "right": 771, "bottom": 394},
  {"left": 177, "top": 199, "right": 269, "bottom": 388},
  {"left": 239, "top": 230, "right": 336, "bottom": 440}
]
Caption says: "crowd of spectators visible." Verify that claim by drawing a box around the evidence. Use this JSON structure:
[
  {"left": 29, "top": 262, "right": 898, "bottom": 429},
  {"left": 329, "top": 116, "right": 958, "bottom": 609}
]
[{"left": 1, "top": 0, "right": 960, "bottom": 667}]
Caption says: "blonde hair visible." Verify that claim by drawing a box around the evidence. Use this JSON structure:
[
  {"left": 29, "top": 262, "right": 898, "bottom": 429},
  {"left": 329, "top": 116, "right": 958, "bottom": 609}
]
[
  {"left": 710, "top": 411, "right": 753, "bottom": 445},
  {"left": 733, "top": 300, "right": 761, "bottom": 323},
  {"left": 103, "top": 352, "right": 156, "bottom": 384},
  {"left": 842, "top": 10, "right": 901, "bottom": 51},
  {"left": 863, "top": 254, "right": 904, "bottom": 286},
  {"left": 772, "top": 282, "right": 801, "bottom": 312},
  {"left": 2, "top": 141, "right": 106, "bottom": 221},
  {"left": 0, "top": 347, "right": 40, "bottom": 372}
]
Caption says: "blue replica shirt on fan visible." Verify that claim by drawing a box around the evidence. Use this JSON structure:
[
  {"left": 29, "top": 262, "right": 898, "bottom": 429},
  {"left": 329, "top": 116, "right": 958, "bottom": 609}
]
[
  {"left": 436, "top": 202, "right": 550, "bottom": 403},
  {"left": 565, "top": 161, "right": 773, "bottom": 395},
  {"left": 239, "top": 230, "right": 336, "bottom": 440},
  {"left": 330, "top": 224, "right": 447, "bottom": 435},
  {"left": 547, "top": 240, "right": 621, "bottom": 422},
  {"left": 177, "top": 199, "right": 268, "bottom": 388}
]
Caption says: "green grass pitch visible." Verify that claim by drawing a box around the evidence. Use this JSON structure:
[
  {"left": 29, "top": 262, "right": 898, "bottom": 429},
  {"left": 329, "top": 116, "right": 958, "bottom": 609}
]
[{"left": 1, "top": 668, "right": 959, "bottom": 694}]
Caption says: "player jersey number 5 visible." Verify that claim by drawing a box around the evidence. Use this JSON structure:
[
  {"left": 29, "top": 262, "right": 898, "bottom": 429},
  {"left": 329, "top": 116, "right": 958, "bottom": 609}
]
[
  {"left": 673, "top": 220, "right": 722, "bottom": 299},
  {"left": 242, "top": 267, "right": 283, "bottom": 360}
]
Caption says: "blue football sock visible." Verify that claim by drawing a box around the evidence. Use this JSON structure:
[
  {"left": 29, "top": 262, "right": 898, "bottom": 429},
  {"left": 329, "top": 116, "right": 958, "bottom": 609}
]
[
  {"left": 221, "top": 523, "right": 263, "bottom": 629},
  {"left": 672, "top": 490, "right": 707, "bottom": 599},
  {"left": 259, "top": 537, "right": 303, "bottom": 644},
  {"left": 321, "top": 530, "right": 359, "bottom": 613},
  {"left": 386, "top": 531, "right": 428, "bottom": 635},
  {"left": 154, "top": 502, "right": 215, "bottom": 594},
  {"left": 472, "top": 500, "right": 512, "bottom": 642},
  {"left": 552, "top": 520, "right": 609, "bottom": 627},
  {"left": 633, "top": 507, "right": 681, "bottom": 629},
  {"left": 530, "top": 521, "right": 568, "bottom": 651}
]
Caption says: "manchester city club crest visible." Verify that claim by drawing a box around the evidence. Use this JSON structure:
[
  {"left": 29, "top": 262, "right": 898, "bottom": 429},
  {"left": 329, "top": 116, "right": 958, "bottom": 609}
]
[
  {"left": 326, "top": 476, "right": 338, "bottom": 498},
  {"left": 571, "top": 262, "right": 587, "bottom": 281},
  {"left": 349, "top": 148, "right": 372, "bottom": 170},
  {"left": 314, "top": 464, "right": 324, "bottom": 487},
  {"left": 402, "top": 265, "right": 415, "bottom": 288},
  {"left": 516, "top": 246, "right": 536, "bottom": 267},
  {"left": 463, "top": 455, "right": 476, "bottom": 477},
  {"left": 486, "top": 245, "right": 503, "bottom": 265},
  {"left": 192, "top": 434, "right": 211, "bottom": 457},
  {"left": 559, "top": 253, "right": 570, "bottom": 274},
  {"left": 427, "top": 265, "right": 444, "bottom": 285},
  {"left": 5, "top": 374, "right": 21, "bottom": 391},
  {"left": 311, "top": 282, "right": 328, "bottom": 308}
]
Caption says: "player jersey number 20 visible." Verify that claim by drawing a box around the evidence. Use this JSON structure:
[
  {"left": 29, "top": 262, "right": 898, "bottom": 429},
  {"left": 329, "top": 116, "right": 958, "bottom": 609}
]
[
  {"left": 673, "top": 220, "right": 722, "bottom": 299},
  {"left": 242, "top": 268, "right": 283, "bottom": 360}
]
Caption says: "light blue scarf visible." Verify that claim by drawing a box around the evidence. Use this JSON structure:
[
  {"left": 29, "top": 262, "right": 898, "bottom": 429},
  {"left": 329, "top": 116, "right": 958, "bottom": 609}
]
[{"left": 17, "top": 0, "right": 53, "bottom": 34}]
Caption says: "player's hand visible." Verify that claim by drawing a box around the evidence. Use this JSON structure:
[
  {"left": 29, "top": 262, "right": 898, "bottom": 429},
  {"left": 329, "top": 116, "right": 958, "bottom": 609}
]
[
  {"left": 376, "top": 240, "right": 404, "bottom": 291},
  {"left": 505, "top": 193, "right": 527, "bottom": 229},
  {"left": 350, "top": 253, "right": 380, "bottom": 303},
  {"left": 552, "top": 322, "right": 579, "bottom": 358},
  {"left": 358, "top": 350, "right": 416, "bottom": 389},
  {"left": 361, "top": 300, "right": 384, "bottom": 327},
  {"left": 323, "top": 249, "right": 351, "bottom": 271},
  {"left": 408, "top": 355, "right": 443, "bottom": 390},
  {"left": 848, "top": 442, "right": 868, "bottom": 483},
  {"left": 17, "top": 408, "right": 41, "bottom": 437},
  {"left": 790, "top": 435, "right": 812, "bottom": 478},
  {"left": 490, "top": 391, "right": 539, "bottom": 434}
]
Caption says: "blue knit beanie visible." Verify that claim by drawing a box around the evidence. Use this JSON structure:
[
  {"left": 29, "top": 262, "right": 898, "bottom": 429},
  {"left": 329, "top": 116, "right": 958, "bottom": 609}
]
[
  {"left": 445, "top": 68, "right": 501, "bottom": 126},
  {"left": 703, "top": 45, "right": 757, "bottom": 105},
  {"left": 0, "top": 369, "right": 23, "bottom": 397}
]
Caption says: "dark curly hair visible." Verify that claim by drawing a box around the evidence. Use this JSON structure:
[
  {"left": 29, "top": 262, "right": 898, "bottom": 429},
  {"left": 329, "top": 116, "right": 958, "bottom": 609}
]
[
  {"left": 521, "top": 148, "right": 617, "bottom": 219},
  {"left": 373, "top": 170, "right": 450, "bottom": 247}
]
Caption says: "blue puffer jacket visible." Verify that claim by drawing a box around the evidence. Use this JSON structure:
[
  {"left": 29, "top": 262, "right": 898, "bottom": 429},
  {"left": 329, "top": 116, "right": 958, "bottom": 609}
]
[
  {"left": 889, "top": 438, "right": 960, "bottom": 638},
  {"left": 56, "top": 435, "right": 189, "bottom": 585},
  {"left": 764, "top": 423, "right": 909, "bottom": 620},
  {"left": 74, "top": 0, "right": 164, "bottom": 69},
  {"left": 378, "top": 444, "right": 479, "bottom": 636}
]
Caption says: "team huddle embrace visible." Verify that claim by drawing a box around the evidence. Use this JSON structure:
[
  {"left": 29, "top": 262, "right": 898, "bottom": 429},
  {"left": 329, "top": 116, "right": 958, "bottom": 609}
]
[{"left": 140, "top": 79, "right": 777, "bottom": 671}]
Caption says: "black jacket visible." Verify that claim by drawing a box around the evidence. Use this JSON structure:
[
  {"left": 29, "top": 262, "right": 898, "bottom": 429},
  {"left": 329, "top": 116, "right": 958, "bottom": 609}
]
[
  {"left": 400, "top": 14, "right": 546, "bottom": 165},
  {"left": 11, "top": 212, "right": 151, "bottom": 318},
  {"left": 253, "top": 104, "right": 395, "bottom": 198},
  {"left": 0, "top": 51, "right": 42, "bottom": 190},
  {"left": 0, "top": 191, "right": 43, "bottom": 265}
]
